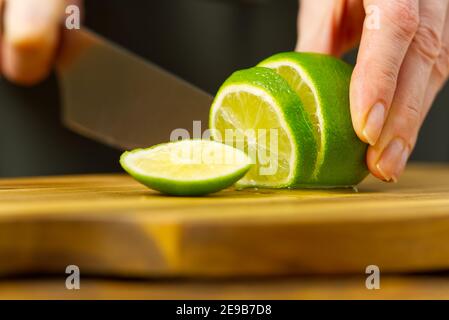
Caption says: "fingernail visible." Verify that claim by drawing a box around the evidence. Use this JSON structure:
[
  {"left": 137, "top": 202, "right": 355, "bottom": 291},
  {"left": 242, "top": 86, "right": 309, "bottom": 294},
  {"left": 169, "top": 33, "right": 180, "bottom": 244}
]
[
  {"left": 362, "top": 103, "right": 385, "bottom": 145},
  {"left": 376, "top": 138, "right": 409, "bottom": 182}
]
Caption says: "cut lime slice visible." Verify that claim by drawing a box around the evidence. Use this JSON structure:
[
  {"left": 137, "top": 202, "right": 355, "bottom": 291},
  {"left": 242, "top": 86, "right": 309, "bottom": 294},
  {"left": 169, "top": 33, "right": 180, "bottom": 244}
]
[
  {"left": 209, "top": 67, "right": 317, "bottom": 188},
  {"left": 120, "top": 140, "right": 252, "bottom": 196},
  {"left": 259, "top": 52, "right": 368, "bottom": 186}
]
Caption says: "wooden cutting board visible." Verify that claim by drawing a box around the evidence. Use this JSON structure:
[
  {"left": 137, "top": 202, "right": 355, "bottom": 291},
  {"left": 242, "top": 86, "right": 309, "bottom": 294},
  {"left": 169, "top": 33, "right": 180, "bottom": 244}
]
[{"left": 1, "top": 163, "right": 449, "bottom": 278}]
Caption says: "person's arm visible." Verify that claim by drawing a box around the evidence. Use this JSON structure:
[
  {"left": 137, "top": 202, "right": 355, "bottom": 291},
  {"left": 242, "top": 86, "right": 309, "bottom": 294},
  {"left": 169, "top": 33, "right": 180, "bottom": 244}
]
[
  {"left": 297, "top": 0, "right": 449, "bottom": 183},
  {"left": 1, "top": 0, "right": 81, "bottom": 86}
]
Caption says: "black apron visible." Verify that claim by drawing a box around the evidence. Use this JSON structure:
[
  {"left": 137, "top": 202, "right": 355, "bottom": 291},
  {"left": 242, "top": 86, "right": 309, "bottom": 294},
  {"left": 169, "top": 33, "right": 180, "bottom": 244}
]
[{"left": 0, "top": 0, "right": 447, "bottom": 177}]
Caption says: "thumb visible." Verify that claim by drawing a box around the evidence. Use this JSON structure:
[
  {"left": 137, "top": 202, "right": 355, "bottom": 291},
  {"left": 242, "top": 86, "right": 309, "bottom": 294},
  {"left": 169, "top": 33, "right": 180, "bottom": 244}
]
[
  {"left": 2, "top": 0, "right": 65, "bottom": 86},
  {"left": 296, "top": 0, "right": 346, "bottom": 55}
]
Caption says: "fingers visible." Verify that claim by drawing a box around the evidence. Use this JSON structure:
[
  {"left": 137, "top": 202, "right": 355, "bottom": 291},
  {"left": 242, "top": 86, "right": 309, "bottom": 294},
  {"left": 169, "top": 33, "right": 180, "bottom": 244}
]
[
  {"left": 2, "top": 0, "right": 65, "bottom": 86},
  {"left": 350, "top": 0, "right": 419, "bottom": 147},
  {"left": 423, "top": 6, "right": 449, "bottom": 114},
  {"left": 367, "top": 0, "right": 449, "bottom": 182},
  {"left": 296, "top": 0, "right": 347, "bottom": 55},
  {"left": 296, "top": 0, "right": 335, "bottom": 54}
]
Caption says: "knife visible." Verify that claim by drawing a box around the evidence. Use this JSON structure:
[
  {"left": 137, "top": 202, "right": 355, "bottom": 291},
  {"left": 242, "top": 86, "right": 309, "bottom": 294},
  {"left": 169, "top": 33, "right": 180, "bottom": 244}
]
[{"left": 56, "top": 28, "right": 213, "bottom": 150}]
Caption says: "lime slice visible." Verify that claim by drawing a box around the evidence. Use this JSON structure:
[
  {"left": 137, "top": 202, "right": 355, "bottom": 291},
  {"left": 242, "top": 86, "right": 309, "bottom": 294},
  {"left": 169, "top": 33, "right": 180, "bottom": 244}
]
[
  {"left": 120, "top": 140, "right": 252, "bottom": 196},
  {"left": 209, "top": 67, "right": 317, "bottom": 188},
  {"left": 258, "top": 52, "right": 368, "bottom": 186}
]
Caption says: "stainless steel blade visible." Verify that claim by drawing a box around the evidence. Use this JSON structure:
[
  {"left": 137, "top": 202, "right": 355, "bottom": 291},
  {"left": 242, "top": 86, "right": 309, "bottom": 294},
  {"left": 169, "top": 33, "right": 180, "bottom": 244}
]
[{"left": 57, "top": 28, "right": 213, "bottom": 150}]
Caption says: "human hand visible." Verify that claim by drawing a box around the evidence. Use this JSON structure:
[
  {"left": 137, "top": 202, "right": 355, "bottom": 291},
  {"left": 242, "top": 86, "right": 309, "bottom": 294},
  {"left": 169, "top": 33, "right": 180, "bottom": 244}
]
[
  {"left": 297, "top": 0, "right": 449, "bottom": 182},
  {"left": 1, "top": 0, "right": 81, "bottom": 86}
]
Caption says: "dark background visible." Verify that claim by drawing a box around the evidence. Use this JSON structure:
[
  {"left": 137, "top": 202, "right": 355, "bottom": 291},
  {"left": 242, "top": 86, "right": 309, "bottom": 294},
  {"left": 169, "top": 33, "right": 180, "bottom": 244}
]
[{"left": 0, "top": 0, "right": 447, "bottom": 177}]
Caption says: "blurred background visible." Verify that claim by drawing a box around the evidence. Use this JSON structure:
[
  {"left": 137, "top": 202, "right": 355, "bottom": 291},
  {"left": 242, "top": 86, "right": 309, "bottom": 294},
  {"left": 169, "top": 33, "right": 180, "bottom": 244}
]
[{"left": 0, "top": 0, "right": 448, "bottom": 177}]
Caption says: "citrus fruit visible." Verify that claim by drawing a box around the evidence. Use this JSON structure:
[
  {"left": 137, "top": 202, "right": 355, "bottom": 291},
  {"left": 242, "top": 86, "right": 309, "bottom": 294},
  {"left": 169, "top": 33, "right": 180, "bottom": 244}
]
[
  {"left": 209, "top": 67, "right": 317, "bottom": 188},
  {"left": 258, "top": 52, "right": 368, "bottom": 186},
  {"left": 120, "top": 139, "right": 252, "bottom": 196}
]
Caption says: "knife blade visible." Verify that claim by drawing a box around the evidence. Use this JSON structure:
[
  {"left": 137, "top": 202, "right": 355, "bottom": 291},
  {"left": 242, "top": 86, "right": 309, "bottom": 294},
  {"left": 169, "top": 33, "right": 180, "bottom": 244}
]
[{"left": 56, "top": 28, "right": 213, "bottom": 150}]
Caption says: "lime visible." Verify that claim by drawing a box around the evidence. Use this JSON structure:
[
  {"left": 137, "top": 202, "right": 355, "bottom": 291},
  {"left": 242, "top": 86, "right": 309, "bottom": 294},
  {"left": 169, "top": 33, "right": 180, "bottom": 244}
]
[
  {"left": 209, "top": 67, "right": 317, "bottom": 188},
  {"left": 258, "top": 52, "right": 368, "bottom": 186},
  {"left": 120, "top": 140, "right": 252, "bottom": 196}
]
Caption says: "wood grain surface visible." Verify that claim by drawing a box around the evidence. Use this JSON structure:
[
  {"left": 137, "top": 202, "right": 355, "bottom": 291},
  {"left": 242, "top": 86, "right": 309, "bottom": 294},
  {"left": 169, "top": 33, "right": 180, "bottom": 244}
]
[
  {"left": 0, "top": 163, "right": 449, "bottom": 277},
  {"left": 2, "top": 275, "right": 449, "bottom": 300}
]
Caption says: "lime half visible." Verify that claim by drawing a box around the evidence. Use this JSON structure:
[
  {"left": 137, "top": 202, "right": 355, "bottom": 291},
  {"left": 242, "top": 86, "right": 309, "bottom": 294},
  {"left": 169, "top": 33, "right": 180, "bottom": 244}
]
[
  {"left": 209, "top": 67, "right": 317, "bottom": 188},
  {"left": 120, "top": 140, "right": 252, "bottom": 196},
  {"left": 259, "top": 52, "right": 368, "bottom": 186}
]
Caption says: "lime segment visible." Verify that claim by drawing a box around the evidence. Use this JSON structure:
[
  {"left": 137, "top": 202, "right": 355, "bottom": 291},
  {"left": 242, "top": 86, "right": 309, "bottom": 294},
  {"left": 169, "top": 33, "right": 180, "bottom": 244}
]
[
  {"left": 120, "top": 140, "right": 252, "bottom": 196},
  {"left": 213, "top": 88, "right": 293, "bottom": 186},
  {"left": 210, "top": 67, "right": 317, "bottom": 188}
]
